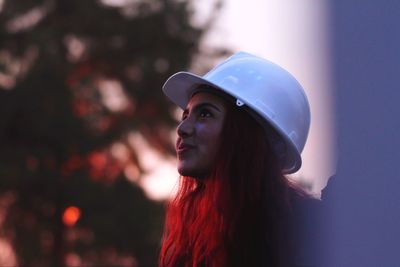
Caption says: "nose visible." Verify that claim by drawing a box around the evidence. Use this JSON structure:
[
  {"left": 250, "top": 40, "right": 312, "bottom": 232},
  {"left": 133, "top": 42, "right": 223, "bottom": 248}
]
[{"left": 177, "top": 117, "right": 194, "bottom": 138}]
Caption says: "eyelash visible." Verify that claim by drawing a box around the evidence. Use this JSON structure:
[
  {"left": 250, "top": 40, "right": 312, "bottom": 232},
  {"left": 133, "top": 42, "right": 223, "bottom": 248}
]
[
  {"left": 199, "top": 109, "right": 212, "bottom": 118},
  {"left": 181, "top": 109, "right": 212, "bottom": 121}
]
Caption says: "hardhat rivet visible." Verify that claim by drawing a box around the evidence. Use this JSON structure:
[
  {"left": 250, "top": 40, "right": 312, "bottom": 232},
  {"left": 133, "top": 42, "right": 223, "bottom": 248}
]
[{"left": 236, "top": 99, "right": 244, "bottom": 106}]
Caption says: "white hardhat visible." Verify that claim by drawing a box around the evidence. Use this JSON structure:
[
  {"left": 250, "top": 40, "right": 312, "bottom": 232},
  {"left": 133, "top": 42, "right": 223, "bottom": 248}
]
[{"left": 162, "top": 51, "right": 310, "bottom": 174}]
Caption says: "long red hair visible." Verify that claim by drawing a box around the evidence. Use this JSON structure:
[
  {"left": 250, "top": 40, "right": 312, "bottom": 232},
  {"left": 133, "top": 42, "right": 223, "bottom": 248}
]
[{"left": 160, "top": 94, "right": 297, "bottom": 267}]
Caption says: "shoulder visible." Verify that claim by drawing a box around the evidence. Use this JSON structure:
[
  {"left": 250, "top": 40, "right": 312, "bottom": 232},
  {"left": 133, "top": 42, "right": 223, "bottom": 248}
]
[
  {"left": 288, "top": 189, "right": 321, "bottom": 242},
  {"left": 287, "top": 188, "right": 322, "bottom": 266},
  {"left": 290, "top": 189, "right": 321, "bottom": 214}
]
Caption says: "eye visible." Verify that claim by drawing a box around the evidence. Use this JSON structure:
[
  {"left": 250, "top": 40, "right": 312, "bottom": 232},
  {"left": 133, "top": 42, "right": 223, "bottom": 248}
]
[{"left": 199, "top": 109, "right": 212, "bottom": 119}]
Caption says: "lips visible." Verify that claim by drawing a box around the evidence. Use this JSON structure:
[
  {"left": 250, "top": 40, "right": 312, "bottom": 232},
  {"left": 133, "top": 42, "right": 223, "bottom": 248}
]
[{"left": 176, "top": 142, "right": 196, "bottom": 154}]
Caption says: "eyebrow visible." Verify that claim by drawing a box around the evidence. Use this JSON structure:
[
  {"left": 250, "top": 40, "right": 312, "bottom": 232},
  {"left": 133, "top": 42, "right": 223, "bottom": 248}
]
[{"left": 183, "top": 102, "right": 222, "bottom": 116}]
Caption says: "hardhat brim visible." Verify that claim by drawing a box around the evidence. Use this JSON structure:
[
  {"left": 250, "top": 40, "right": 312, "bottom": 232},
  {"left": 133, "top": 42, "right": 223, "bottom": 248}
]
[
  {"left": 162, "top": 71, "right": 302, "bottom": 174},
  {"left": 162, "top": 71, "right": 217, "bottom": 110}
]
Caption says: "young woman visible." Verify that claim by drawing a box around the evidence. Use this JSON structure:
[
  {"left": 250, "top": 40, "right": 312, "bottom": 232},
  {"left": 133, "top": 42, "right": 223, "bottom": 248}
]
[{"left": 159, "top": 52, "right": 319, "bottom": 267}]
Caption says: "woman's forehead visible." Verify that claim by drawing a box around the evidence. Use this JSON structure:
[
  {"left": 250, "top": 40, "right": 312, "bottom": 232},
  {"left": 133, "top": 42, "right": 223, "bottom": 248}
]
[{"left": 187, "top": 91, "right": 226, "bottom": 108}]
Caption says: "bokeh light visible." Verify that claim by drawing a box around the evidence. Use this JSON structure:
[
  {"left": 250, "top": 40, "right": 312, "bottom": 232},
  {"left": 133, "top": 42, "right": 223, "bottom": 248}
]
[{"left": 62, "top": 206, "right": 81, "bottom": 227}]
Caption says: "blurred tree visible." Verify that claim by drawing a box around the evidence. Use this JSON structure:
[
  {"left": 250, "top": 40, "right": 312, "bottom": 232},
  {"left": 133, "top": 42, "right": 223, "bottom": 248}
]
[{"left": 0, "top": 0, "right": 227, "bottom": 266}]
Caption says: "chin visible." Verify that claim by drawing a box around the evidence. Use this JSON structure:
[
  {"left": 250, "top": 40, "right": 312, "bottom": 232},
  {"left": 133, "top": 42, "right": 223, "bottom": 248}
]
[{"left": 178, "top": 165, "right": 208, "bottom": 179}]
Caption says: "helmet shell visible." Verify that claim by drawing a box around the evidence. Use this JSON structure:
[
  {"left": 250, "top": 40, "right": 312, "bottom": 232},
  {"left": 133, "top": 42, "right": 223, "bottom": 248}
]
[{"left": 162, "top": 51, "right": 310, "bottom": 174}]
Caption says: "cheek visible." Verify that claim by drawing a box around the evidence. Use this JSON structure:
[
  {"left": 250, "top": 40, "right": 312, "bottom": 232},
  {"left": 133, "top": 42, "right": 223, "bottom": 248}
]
[{"left": 197, "top": 125, "right": 223, "bottom": 153}]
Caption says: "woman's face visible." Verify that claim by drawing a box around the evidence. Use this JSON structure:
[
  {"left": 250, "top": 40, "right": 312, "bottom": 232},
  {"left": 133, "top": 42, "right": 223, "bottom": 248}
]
[{"left": 176, "top": 91, "right": 227, "bottom": 178}]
